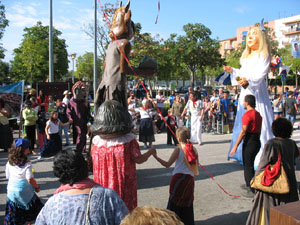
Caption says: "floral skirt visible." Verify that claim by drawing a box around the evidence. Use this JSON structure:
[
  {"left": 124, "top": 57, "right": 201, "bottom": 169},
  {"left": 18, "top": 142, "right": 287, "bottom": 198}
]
[{"left": 4, "top": 194, "right": 44, "bottom": 225}]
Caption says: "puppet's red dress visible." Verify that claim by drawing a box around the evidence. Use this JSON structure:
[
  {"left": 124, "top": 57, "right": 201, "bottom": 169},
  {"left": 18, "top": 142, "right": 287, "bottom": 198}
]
[{"left": 91, "top": 133, "right": 141, "bottom": 211}]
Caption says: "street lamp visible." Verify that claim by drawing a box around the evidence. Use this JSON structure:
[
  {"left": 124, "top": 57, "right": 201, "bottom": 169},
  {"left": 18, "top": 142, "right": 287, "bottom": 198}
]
[{"left": 70, "top": 53, "right": 76, "bottom": 83}]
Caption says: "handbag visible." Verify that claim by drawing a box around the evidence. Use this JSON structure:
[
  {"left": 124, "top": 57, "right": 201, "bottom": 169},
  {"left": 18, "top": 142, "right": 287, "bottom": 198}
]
[{"left": 250, "top": 140, "right": 290, "bottom": 194}]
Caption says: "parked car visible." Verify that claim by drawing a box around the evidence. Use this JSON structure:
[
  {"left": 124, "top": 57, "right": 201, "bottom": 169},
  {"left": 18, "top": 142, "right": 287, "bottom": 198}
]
[
  {"left": 158, "top": 85, "right": 167, "bottom": 90},
  {"left": 174, "top": 87, "right": 181, "bottom": 93},
  {"left": 183, "top": 87, "right": 189, "bottom": 93}
]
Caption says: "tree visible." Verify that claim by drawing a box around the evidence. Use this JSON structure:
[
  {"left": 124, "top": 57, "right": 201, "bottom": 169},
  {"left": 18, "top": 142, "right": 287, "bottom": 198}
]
[
  {"left": 177, "top": 23, "right": 223, "bottom": 87},
  {"left": 225, "top": 45, "right": 244, "bottom": 68},
  {"left": 282, "top": 45, "right": 300, "bottom": 89},
  {"left": 75, "top": 52, "right": 102, "bottom": 81},
  {"left": 84, "top": 1, "right": 118, "bottom": 60},
  {"left": 160, "top": 34, "right": 187, "bottom": 87},
  {"left": 9, "top": 21, "right": 68, "bottom": 83},
  {"left": 0, "top": 0, "right": 8, "bottom": 59},
  {"left": 0, "top": 60, "right": 9, "bottom": 83}
]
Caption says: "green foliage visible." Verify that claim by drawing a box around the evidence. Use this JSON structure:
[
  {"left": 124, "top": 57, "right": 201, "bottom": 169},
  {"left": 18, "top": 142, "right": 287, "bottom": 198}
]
[
  {"left": 0, "top": 0, "right": 8, "bottom": 59},
  {"left": 176, "top": 23, "right": 223, "bottom": 86},
  {"left": 130, "top": 23, "right": 164, "bottom": 87},
  {"left": 225, "top": 45, "right": 245, "bottom": 68},
  {"left": 265, "top": 26, "right": 279, "bottom": 57},
  {"left": 130, "top": 25, "right": 189, "bottom": 88},
  {"left": 75, "top": 52, "right": 102, "bottom": 81},
  {"left": 9, "top": 21, "right": 68, "bottom": 83},
  {"left": 0, "top": 60, "right": 9, "bottom": 82},
  {"left": 280, "top": 45, "right": 300, "bottom": 74}
]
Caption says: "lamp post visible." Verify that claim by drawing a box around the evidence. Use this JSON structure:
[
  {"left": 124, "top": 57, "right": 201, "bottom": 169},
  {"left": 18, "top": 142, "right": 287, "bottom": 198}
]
[{"left": 70, "top": 53, "right": 76, "bottom": 84}]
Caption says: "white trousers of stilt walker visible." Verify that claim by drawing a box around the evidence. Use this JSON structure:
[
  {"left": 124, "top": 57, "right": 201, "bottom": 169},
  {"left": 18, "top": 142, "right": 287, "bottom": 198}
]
[{"left": 190, "top": 113, "right": 202, "bottom": 144}]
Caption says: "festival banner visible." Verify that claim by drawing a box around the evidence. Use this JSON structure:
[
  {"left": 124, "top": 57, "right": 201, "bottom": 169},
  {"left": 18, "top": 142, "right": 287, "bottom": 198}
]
[
  {"left": 291, "top": 40, "right": 300, "bottom": 58},
  {"left": 0, "top": 81, "right": 24, "bottom": 120}
]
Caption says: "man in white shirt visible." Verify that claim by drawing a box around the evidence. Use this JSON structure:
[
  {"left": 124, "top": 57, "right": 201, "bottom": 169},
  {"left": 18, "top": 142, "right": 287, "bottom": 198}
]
[
  {"left": 210, "top": 90, "right": 219, "bottom": 106},
  {"left": 62, "top": 90, "right": 71, "bottom": 105},
  {"left": 155, "top": 91, "right": 165, "bottom": 111},
  {"left": 181, "top": 92, "right": 204, "bottom": 145}
]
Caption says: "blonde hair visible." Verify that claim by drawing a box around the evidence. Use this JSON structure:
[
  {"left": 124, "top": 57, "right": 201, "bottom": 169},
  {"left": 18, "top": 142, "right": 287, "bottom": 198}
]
[
  {"left": 176, "top": 127, "right": 191, "bottom": 144},
  {"left": 241, "top": 26, "right": 270, "bottom": 62},
  {"left": 168, "top": 108, "right": 173, "bottom": 114},
  {"left": 120, "top": 206, "right": 184, "bottom": 225}
]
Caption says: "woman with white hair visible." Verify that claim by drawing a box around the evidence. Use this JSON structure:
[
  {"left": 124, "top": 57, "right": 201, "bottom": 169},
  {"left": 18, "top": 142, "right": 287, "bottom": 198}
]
[{"left": 224, "top": 25, "right": 274, "bottom": 168}]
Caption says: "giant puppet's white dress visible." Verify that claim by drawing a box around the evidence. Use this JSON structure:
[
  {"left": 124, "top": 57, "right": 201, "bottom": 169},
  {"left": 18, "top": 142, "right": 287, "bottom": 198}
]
[{"left": 229, "top": 53, "right": 274, "bottom": 168}]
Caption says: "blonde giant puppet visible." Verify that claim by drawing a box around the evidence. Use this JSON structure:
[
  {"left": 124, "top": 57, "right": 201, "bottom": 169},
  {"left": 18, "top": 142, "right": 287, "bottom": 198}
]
[{"left": 224, "top": 26, "right": 273, "bottom": 168}]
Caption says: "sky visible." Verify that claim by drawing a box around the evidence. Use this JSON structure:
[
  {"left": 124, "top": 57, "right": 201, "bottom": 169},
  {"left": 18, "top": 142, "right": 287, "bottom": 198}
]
[{"left": 2, "top": 0, "right": 300, "bottom": 68}]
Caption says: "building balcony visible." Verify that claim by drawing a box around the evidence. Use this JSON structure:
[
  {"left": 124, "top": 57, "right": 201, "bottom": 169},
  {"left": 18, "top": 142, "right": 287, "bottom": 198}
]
[
  {"left": 283, "top": 27, "right": 300, "bottom": 36},
  {"left": 224, "top": 46, "right": 234, "bottom": 50}
]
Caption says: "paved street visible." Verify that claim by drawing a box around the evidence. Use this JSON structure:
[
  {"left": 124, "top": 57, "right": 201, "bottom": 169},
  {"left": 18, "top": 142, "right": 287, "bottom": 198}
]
[{"left": 0, "top": 129, "right": 299, "bottom": 225}]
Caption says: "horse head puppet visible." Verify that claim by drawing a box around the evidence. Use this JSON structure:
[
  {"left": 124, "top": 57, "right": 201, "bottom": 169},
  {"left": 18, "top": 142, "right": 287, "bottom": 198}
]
[{"left": 109, "top": 0, "right": 135, "bottom": 40}]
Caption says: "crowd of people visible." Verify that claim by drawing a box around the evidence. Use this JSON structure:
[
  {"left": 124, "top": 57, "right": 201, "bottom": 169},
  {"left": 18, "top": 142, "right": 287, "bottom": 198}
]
[
  {"left": 127, "top": 86, "right": 239, "bottom": 146},
  {"left": 1, "top": 82, "right": 300, "bottom": 225},
  {"left": 127, "top": 84, "right": 300, "bottom": 145}
]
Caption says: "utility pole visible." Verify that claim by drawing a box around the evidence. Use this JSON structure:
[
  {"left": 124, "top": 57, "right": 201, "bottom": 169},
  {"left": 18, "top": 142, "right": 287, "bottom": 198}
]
[
  {"left": 93, "top": 0, "right": 98, "bottom": 105},
  {"left": 49, "top": 0, "right": 54, "bottom": 82}
]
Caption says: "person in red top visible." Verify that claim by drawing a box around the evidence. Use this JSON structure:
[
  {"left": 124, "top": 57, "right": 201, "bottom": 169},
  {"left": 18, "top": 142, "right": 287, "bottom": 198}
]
[
  {"left": 230, "top": 95, "right": 262, "bottom": 198},
  {"left": 164, "top": 109, "right": 179, "bottom": 146},
  {"left": 36, "top": 89, "right": 49, "bottom": 112}
]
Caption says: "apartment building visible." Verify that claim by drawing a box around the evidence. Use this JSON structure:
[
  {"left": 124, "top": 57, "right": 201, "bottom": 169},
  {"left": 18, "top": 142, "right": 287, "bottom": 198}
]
[{"left": 219, "top": 14, "right": 300, "bottom": 58}]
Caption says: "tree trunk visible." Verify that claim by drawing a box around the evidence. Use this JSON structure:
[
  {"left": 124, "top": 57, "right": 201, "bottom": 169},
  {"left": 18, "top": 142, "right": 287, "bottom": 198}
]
[
  {"left": 148, "top": 79, "right": 153, "bottom": 96},
  {"left": 190, "top": 71, "right": 194, "bottom": 88},
  {"left": 201, "top": 72, "right": 205, "bottom": 87}
]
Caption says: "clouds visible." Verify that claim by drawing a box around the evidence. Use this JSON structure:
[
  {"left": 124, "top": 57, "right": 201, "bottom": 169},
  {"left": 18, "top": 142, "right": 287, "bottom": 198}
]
[
  {"left": 234, "top": 5, "right": 251, "bottom": 14},
  {"left": 2, "top": 0, "right": 97, "bottom": 62},
  {"left": 61, "top": 1, "right": 72, "bottom": 5},
  {"left": 6, "top": 2, "right": 47, "bottom": 28}
]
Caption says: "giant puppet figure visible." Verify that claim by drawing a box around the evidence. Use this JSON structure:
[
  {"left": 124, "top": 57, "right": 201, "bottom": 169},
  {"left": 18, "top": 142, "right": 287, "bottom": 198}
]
[
  {"left": 67, "top": 81, "right": 90, "bottom": 152},
  {"left": 95, "top": 0, "right": 157, "bottom": 110},
  {"left": 224, "top": 25, "right": 273, "bottom": 168}
]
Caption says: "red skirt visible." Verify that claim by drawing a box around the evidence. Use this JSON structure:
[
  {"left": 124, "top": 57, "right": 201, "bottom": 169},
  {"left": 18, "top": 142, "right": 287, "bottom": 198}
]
[{"left": 169, "top": 173, "right": 194, "bottom": 207}]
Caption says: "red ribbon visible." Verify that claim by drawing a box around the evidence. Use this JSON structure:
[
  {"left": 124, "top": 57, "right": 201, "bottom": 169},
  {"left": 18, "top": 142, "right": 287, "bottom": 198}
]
[
  {"left": 155, "top": 1, "right": 160, "bottom": 24},
  {"left": 192, "top": 99, "right": 198, "bottom": 108},
  {"left": 198, "top": 162, "right": 241, "bottom": 198}
]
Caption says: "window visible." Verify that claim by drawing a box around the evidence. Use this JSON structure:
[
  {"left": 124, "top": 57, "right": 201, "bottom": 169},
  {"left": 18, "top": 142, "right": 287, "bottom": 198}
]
[{"left": 242, "top": 31, "right": 248, "bottom": 45}]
